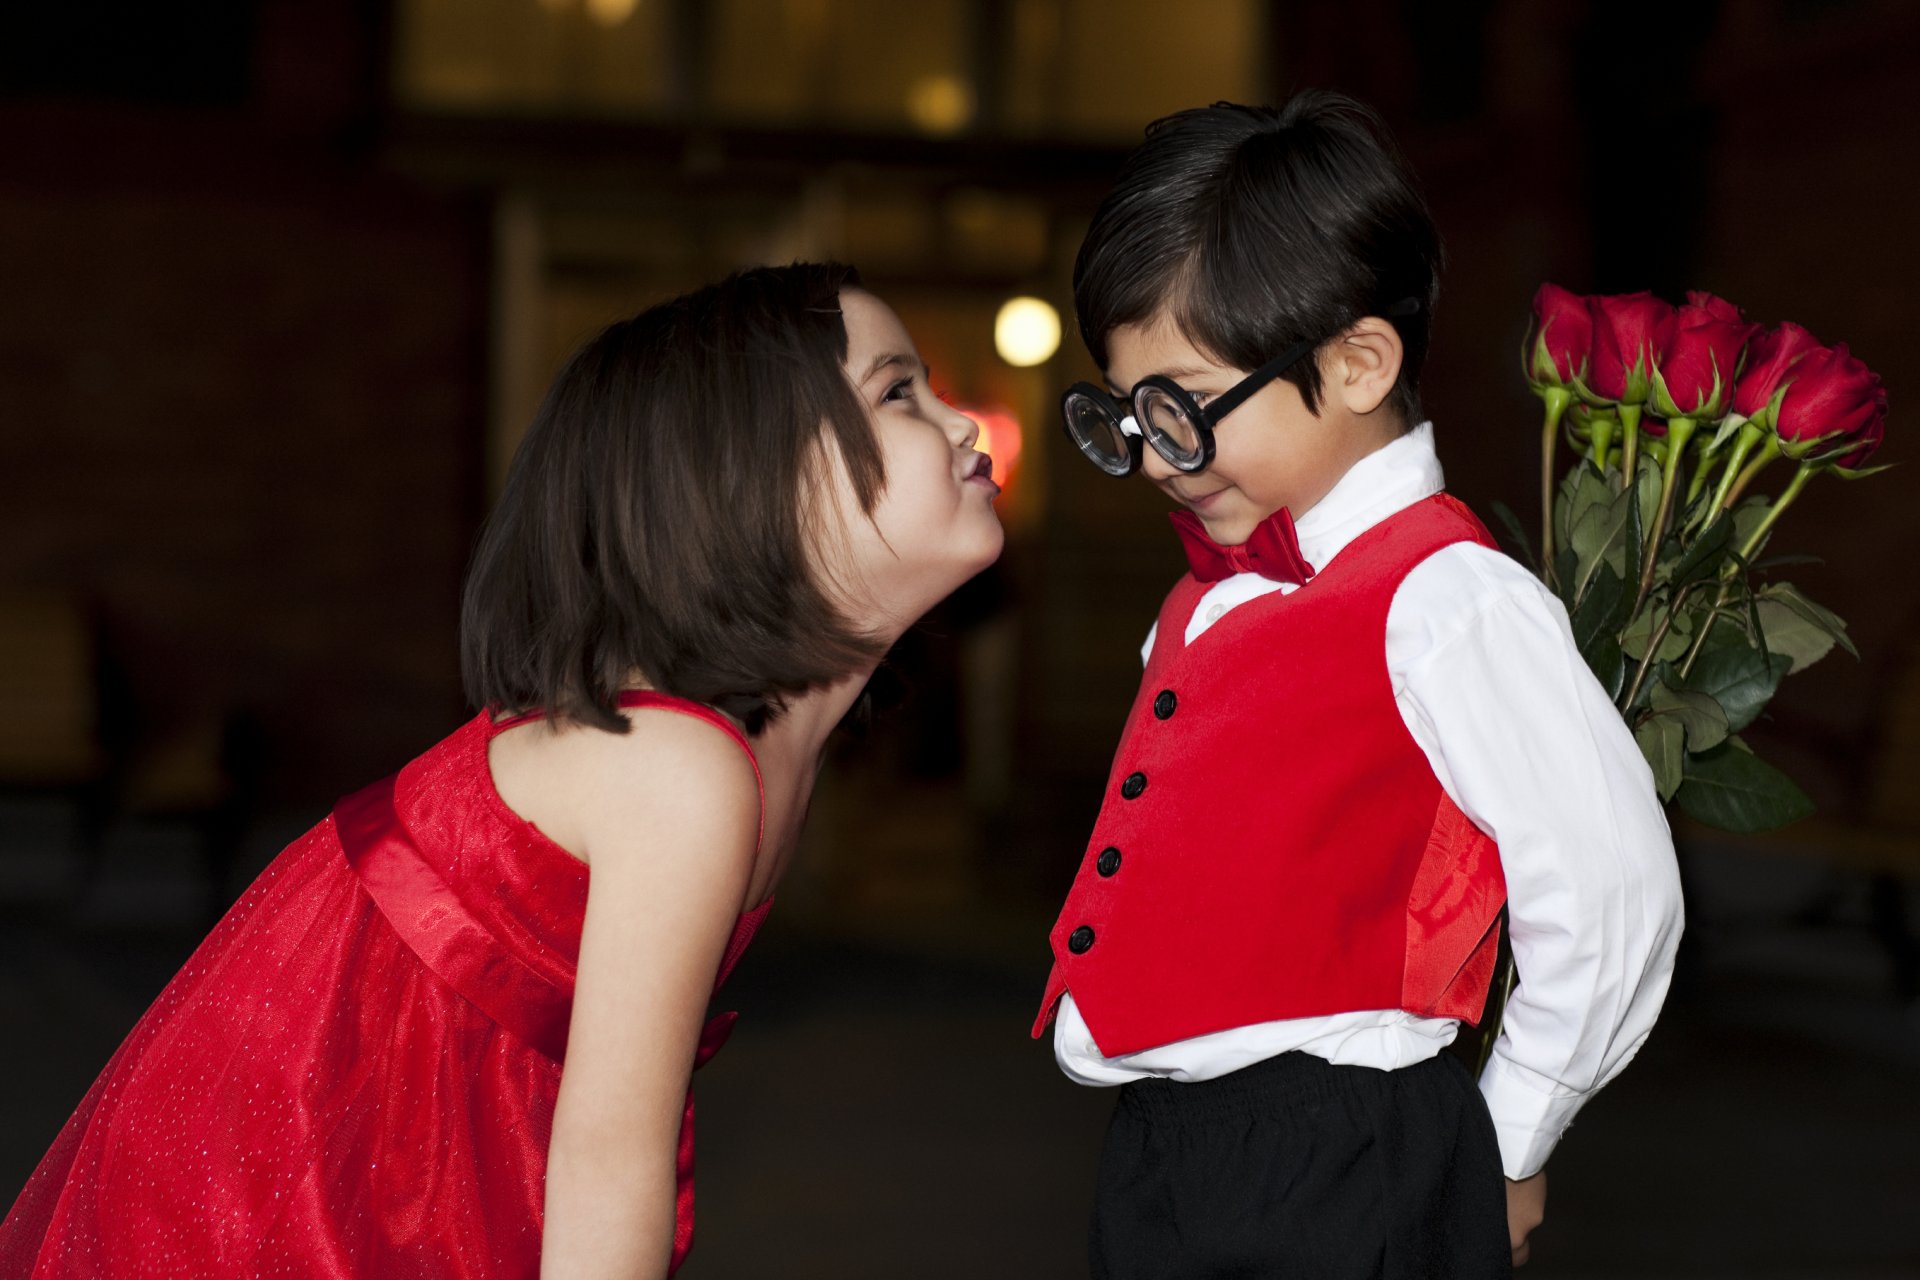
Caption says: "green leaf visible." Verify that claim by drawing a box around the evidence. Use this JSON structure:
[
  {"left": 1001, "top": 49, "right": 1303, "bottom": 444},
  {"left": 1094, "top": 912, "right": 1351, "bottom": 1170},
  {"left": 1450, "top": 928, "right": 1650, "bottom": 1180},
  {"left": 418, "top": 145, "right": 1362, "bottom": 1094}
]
[
  {"left": 1704, "top": 412, "right": 1750, "bottom": 453},
  {"left": 1675, "top": 482, "right": 1718, "bottom": 536},
  {"left": 1731, "top": 496, "right": 1772, "bottom": 553},
  {"left": 1621, "top": 606, "right": 1691, "bottom": 663},
  {"left": 1550, "top": 550, "right": 1579, "bottom": 614},
  {"left": 1754, "top": 599, "right": 1838, "bottom": 674},
  {"left": 1751, "top": 553, "right": 1824, "bottom": 571},
  {"left": 1830, "top": 461, "right": 1895, "bottom": 480},
  {"left": 1614, "top": 472, "right": 1646, "bottom": 581},
  {"left": 1738, "top": 575, "right": 1766, "bottom": 646},
  {"left": 1758, "top": 583, "right": 1858, "bottom": 660},
  {"left": 1635, "top": 716, "right": 1685, "bottom": 801},
  {"left": 1682, "top": 642, "right": 1789, "bottom": 732},
  {"left": 1567, "top": 503, "right": 1610, "bottom": 574},
  {"left": 1583, "top": 633, "right": 1626, "bottom": 703},
  {"left": 1571, "top": 486, "right": 1637, "bottom": 600},
  {"left": 1649, "top": 680, "right": 1729, "bottom": 751},
  {"left": 1569, "top": 563, "right": 1632, "bottom": 659},
  {"left": 1668, "top": 511, "right": 1734, "bottom": 588},
  {"left": 1675, "top": 743, "right": 1815, "bottom": 832},
  {"left": 1556, "top": 463, "right": 1609, "bottom": 551},
  {"left": 1634, "top": 454, "right": 1663, "bottom": 532}
]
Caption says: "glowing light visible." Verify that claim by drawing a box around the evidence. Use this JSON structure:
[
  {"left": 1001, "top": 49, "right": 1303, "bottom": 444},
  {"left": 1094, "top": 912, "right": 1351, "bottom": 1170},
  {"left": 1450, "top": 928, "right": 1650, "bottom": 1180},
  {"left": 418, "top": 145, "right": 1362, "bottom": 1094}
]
[
  {"left": 993, "top": 296, "right": 1061, "bottom": 368},
  {"left": 959, "top": 405, "right": 1024, "bottom": 484},
  {"left": 906, "top": 75, "right": 976, "bottom": 135},
  {"left": 584, "top": 0, "right": 637, "bottom": 25}
]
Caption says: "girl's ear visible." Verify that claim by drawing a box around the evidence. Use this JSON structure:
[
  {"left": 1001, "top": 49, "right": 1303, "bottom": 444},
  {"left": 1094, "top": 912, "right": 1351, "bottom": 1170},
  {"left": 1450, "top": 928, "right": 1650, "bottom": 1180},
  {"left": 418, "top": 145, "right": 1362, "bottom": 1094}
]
[{"left": 1329, "top": 316, "right": 1404, "bottom": 416}]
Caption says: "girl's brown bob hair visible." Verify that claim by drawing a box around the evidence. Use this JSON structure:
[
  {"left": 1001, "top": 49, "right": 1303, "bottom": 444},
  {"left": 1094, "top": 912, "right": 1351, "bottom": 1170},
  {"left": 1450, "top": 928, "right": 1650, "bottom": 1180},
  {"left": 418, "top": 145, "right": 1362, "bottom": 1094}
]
[{"left": 460, "top": 261, "right": 886, "bottom": 736}]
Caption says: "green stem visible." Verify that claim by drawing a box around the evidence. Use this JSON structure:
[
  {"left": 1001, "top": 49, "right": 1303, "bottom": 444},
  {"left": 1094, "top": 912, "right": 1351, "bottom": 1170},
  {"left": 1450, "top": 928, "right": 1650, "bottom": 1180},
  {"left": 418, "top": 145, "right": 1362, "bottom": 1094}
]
[
  {"left": 1539, "top": 387, "right": 1570, "bottom": 586},
  {"left": 1677, "top": 461, "right": 1819, "bottom": 683},
  {"left": 1632, "top": 417, "right": 1696, "bottom": 618},
  {"left": 1721, "top": 435, "right": 1782, "bottom": 511},
  {"left": 1735, "top": 462, "right": 1816, "bottom": 564},
  {"left": 1586, "top": 414, "right": 1617, "bottom": 475},
  {"left": 1686, "top": 443, "right": 1719, "bottom": 506},
  {"left": 1705, "top": 423, "right": 1767, "bottom": 519},
  {"left": 1676, "top": 583, "right": 1730, "bottom": 682},
  {"left": 1620, "top": 582, "right": 1701, "bottom": 712},
  {"left": 1617, "top": 403, "right": 1643, "bottom": 493}
]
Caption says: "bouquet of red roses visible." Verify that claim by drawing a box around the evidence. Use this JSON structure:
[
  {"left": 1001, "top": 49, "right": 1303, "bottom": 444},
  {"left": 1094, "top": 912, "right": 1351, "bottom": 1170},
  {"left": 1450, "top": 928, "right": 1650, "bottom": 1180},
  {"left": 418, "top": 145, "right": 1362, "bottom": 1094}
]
[{"left": 1507, "top": 286, "right": 1889, "bottom": 833}]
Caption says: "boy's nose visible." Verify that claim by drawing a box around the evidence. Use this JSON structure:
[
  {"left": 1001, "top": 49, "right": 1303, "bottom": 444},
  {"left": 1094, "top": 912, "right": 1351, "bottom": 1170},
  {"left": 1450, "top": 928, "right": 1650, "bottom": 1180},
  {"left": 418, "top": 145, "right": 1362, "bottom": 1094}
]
[{"left": 1138, "top": 436, "right": 1181, "bottom": 483}]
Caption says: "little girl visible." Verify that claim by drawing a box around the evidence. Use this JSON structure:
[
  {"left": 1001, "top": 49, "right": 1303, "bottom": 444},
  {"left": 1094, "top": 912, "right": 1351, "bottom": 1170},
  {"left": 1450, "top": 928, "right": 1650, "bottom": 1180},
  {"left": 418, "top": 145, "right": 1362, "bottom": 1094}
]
[{"left": 0, "top": 262, "right": 1004, "bottom": 1278}]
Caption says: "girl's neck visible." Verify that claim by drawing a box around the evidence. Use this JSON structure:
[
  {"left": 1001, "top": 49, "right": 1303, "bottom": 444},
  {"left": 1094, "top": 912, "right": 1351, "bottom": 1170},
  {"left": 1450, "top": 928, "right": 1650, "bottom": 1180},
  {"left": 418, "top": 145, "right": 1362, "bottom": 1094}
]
[{"left": 756, "top": 664, "right": 878, "bottom": 768}]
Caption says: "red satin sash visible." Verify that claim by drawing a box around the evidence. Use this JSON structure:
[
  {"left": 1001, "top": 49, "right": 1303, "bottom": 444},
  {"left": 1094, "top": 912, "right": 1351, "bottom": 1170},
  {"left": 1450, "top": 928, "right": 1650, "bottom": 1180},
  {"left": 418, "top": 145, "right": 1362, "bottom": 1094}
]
[
  {"left": 335, "top": 775, "right": 576, "bottom": 1061},
  {"left": 336, "top": 691, "right": 771, "bottom": 1276}
]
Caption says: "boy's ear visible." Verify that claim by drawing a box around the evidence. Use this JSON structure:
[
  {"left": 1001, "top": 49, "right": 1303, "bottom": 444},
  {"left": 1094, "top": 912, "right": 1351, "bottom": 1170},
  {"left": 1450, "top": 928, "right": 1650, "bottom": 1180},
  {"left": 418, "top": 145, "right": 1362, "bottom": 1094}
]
[{"left": 1327, "top": 317, "right": 1404, "bottom": 416}]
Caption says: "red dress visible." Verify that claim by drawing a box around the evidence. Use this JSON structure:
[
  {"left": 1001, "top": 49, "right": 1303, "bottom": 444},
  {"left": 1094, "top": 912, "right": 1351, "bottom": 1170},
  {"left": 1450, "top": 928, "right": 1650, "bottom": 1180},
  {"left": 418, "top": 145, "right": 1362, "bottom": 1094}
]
[{"left": 0, "top": 692, "right": 769, "bottom": 1278}]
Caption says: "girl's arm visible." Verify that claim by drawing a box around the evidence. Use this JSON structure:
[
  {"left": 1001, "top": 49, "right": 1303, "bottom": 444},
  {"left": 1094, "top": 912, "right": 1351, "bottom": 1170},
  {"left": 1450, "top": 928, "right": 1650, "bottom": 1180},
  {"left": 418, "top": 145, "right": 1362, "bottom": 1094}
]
[{"left": 541, "top": 711, "right": 761, "bottom": 1280}]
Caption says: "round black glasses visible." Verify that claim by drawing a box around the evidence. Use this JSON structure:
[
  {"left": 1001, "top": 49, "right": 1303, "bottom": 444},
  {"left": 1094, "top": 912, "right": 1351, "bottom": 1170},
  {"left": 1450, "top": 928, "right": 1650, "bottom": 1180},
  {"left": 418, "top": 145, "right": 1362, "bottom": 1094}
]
[
  {"left": 1060, "top": 300, "right": 1420, "bottom": 477},
  {"left": 1059, "top": 338, "right": 1314, "bottom": 477}
]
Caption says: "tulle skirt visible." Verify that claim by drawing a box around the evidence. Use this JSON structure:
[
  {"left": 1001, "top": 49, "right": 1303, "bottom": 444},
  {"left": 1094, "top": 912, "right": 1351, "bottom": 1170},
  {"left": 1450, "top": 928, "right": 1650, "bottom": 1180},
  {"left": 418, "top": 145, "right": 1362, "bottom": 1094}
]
[{"left": 0, "top": 819, "right": 560, "bottom": 1279}]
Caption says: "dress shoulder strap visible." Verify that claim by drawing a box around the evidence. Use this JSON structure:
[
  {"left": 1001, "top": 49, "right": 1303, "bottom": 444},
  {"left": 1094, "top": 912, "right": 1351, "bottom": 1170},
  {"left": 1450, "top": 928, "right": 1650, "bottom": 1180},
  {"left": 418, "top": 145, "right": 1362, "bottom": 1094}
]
[
  {"left": 612, "top": 692, "right": 766, "bottom": 854},
  {"left": 489, "top": 692, "right": 766, "bottom": 851}
]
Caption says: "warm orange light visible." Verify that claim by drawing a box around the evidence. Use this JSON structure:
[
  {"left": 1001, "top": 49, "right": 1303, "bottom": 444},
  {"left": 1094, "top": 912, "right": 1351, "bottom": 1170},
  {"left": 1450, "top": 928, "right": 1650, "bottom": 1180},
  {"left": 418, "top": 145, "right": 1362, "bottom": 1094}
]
[
  {"left": 993, "top": 296, "right": 1060, "bottom": 367},
  {"left": 584, "top": 0, "right": 637, "bottom": 25},
  {"left": 906, "top": 74, "right": 976, "bottom": 135},
  {"left": 958, "top": 405, "right": 1024, "bottom": 486}
]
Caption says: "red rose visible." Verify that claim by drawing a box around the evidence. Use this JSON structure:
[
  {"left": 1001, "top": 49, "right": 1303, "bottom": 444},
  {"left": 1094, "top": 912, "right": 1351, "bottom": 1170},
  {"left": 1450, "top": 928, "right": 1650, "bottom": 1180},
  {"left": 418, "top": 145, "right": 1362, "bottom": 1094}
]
[
  {"left": 1652, "top": 291, "right": 1759, "bottom": 419},
  {"left": 1731, "top": 322, "right": 1824, "bottom": 421},
  {"left": 1584, "top": 292, "right": 1678, "bottom": 406},
  {"left": 1528, "top": 283, "right": 1591, "bottom": 388},
  {"left": 1833, "top": 412, "right": 1885, "bottom": 470},
  {"left": 1774, "top": 341, "right": 1887, "bottom": 464}
]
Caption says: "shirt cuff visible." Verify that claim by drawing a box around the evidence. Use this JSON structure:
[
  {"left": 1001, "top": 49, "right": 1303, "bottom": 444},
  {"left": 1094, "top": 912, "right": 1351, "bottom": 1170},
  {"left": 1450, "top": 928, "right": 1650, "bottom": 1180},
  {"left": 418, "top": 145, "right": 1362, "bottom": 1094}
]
[{"left": 1477, "top": 1052, "right": 1587, "bottom": 1179}]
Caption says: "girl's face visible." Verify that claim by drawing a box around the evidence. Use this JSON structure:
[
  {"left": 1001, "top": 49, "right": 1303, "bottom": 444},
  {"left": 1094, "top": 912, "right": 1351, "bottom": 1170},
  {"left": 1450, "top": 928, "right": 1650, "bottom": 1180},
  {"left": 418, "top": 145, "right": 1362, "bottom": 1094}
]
[{"left": 823, "top": 289, "right": 1005, "bottom": 630}]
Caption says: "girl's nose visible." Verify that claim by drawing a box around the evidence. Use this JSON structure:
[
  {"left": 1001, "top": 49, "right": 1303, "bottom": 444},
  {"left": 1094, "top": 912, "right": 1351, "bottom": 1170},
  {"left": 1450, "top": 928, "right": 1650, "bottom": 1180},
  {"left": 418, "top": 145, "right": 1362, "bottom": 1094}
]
[{"left": 947, "top": 405, "right": 981, "bottom": 450}]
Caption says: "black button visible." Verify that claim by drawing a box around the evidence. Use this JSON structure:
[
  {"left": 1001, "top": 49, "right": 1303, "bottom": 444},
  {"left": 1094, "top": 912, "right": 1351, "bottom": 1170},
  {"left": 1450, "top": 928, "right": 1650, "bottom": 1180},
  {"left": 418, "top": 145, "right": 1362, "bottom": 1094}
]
[
  {"left": 1120, "top": 771, "right": 1147, "bottom": 799},
  {"left": 1154, "top": 689, "right": 1177, "bottom": 720},
  {"left": 1096, "top": 847, "right": 1122, "bottom": 877},
  {"left": 1068, "top": 925, "right": 1096, "bottom": 954}
]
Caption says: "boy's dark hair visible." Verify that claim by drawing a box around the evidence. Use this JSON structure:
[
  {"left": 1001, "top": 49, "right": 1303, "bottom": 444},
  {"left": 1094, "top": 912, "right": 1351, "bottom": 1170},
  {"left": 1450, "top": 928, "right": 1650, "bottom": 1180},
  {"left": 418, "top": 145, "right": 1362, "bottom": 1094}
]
[
  {"left": 461, "top": 261, "right": 886, "bottom": 736},
  {"left": 1074, "top": 93, "right": 1442, "bottom": 424}
]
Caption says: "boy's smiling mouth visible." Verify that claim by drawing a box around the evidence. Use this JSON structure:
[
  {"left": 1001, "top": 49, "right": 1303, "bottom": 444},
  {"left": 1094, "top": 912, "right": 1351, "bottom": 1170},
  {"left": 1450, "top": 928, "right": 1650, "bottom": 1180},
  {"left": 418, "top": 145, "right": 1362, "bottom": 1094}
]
[{"left": 1171, "top": 484, "right": 1230, "bottom": 511}]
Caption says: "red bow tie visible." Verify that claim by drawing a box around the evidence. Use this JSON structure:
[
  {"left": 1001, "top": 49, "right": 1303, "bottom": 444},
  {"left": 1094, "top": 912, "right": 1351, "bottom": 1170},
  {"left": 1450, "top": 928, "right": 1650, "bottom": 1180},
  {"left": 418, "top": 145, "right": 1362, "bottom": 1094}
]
[{"left": 1170, "top": 507, "right": 1316, "bottom": 585}]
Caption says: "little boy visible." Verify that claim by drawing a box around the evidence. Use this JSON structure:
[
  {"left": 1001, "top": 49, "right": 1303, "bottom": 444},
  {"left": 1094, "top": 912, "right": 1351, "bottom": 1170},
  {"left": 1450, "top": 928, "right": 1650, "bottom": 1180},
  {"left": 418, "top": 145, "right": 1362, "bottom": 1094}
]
[{"left": 1035, "top": 93, "right": 1683, "bottom": 1278}]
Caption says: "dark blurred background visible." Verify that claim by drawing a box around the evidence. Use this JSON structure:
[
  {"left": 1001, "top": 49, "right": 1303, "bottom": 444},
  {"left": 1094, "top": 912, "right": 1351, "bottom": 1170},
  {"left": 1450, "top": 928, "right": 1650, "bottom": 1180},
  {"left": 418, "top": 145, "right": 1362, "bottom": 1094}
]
[{"left": 2, "top": 1, "right": 1917, "bottom": 1275}]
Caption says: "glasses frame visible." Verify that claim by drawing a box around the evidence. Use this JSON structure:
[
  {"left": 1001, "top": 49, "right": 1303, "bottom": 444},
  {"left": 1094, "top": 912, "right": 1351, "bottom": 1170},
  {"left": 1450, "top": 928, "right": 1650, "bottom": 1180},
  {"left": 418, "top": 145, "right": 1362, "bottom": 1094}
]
[
  {"left": 1059, "top": 336, "right": 1318, "bottom": 477},
  {"left": 1058, "top": 298, "right": 1421, "bottom": 477}
]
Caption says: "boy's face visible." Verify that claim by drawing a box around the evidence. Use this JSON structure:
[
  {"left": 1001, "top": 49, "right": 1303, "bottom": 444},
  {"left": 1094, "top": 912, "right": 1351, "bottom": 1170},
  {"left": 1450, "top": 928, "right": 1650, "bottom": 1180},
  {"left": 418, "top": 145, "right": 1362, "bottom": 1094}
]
[{"left": 1104, "top": 313, "right": 1400, "bottom": 546}]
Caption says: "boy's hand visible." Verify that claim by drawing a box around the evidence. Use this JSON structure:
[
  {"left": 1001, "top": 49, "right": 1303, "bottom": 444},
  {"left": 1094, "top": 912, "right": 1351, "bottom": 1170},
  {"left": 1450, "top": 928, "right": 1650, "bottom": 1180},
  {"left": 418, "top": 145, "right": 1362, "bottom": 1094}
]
[{"left": 1505, "top": 1170, "right": 1548, "bottom": 1266}]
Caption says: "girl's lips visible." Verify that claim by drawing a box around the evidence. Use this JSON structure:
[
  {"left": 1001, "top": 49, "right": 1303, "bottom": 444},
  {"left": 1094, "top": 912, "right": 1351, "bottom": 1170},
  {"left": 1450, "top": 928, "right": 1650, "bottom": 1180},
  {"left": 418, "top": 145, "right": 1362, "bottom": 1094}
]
[
  {"left": 1182, "top": 486, "right": 1227, "bottom": 510},
  {"left": 964, "top": 453, "right": 999, "bottom": 493}
]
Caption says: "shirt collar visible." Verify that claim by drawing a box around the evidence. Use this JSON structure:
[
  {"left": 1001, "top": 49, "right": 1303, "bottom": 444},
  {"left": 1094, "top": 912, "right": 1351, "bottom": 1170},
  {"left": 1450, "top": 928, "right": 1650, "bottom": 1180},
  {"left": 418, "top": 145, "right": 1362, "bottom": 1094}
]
[{"left": 1293, "top": 421, "right": 1444, "bottom": 570}]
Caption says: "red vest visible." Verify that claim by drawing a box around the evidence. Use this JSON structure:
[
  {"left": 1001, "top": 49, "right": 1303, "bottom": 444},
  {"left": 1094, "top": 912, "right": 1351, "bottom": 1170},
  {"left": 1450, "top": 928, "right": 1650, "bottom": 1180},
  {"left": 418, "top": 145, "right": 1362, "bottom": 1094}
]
[{"left": 1033, "top": 494, "right": 1508, "bottom": 1057}]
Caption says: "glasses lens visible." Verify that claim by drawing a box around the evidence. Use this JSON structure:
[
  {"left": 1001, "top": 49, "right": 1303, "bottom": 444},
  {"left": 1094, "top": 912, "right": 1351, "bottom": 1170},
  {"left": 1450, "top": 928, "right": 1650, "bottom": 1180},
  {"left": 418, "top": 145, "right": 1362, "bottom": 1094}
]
[
  {"left": 1063, "top": 391, "right": 1135, "bottom": 476},
  {"left": 1137, "top": 385, "right": 1206, "bottom": 470}
]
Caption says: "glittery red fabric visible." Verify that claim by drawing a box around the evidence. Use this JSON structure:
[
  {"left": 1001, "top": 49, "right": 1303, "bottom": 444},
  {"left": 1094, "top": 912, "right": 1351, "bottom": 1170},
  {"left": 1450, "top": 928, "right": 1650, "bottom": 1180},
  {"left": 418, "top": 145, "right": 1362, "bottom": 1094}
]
[{"left": 1, "top": 693, "right": 769, "bottom": 1277}]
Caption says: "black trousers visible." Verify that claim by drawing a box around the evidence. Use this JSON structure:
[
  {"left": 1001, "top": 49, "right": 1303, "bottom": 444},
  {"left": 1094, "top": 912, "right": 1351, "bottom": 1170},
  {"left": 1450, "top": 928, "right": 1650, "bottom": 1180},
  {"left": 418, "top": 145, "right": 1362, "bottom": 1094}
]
[{"left": 1089, "top": 1050, "right": 1511, "bottom": 1279}]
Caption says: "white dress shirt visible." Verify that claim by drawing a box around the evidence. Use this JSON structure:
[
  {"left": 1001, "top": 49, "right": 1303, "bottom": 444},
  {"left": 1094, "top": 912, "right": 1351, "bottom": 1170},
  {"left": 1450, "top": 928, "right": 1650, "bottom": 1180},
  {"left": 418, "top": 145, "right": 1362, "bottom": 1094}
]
[{"left": 1052, "top": 423, "right": 1684, "bottom": 1180}]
